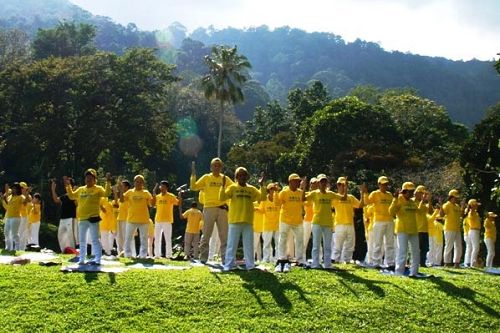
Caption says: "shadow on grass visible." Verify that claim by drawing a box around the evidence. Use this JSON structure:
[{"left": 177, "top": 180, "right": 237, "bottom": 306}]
[
  {"left": 429, "top": 277, "right": 499, "bottom": 317},
  {"left": 231, "top": 270, "right": 310, "bottom": 313},
  {"left": 324, "top": 268, "right": 392, "bottom": 298}
]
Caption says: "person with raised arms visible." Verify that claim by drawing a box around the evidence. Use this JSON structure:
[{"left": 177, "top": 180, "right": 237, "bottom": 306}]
[
  {"left": 118, "top": 174, "right": 154, "bottom": 259},
  {"left": 65, "top": 169, "right": 112, "bottom": 265},
  {"left": 51, "top": 178, "right": 77, "bottom": 252},
  {"left": 190, "top": 158, "right": 234, "bottom": 264},
  {"left": 219, "top": 167, "right": 266, "bottom": 271},
  {"left": 152, "top": 180, "right": 180, "bottom": 259},
  {"left": 2, "top": 182, "right": 30, "bottom": 251},
  {"left": 440, "top": 189, "right": 465, "bottom": 268},
  {"left": 389, "top": 182, "right": 420, "bottom": 276}
]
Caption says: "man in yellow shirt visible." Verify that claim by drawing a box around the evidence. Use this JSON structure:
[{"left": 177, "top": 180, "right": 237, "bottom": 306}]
[
  {"left": 191, "top": 158, "right": 234, "bottom": 264},
  {"left": 275, "top": 173, "right": 306, "bottom": 272},
  {"left": 363, "top": 176, "right": 395, "bottom": 269},
  {"left": 389, "top": 182, "right": 420, "bottom": 276},
  {"left": 65, "top": 168, "right": 112, "bottom": 265},
  {"left": 219, "top": 167, "right": 266, "bottom": 271},
  {"left": 119, "top": 174, "right": 154, "bottom": 259},
  {"left": 484, "top": 212, "right": 497, "bottom": 267},
  {"left": 440, "top": 189, "right": 464, "bottom": 268},
  {"left": 332, "top": 176, "right": 365, "bottom": 263},
  {"left": 306, "top": 174, "right": 347, "bottom": 269},
  {"left": 153, "top": 180, "right": 180, "bottom": 259}
]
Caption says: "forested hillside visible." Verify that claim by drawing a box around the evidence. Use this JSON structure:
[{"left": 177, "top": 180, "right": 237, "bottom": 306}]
[{"left": 1, "top": 0, "right": 498, "bottom": 126}]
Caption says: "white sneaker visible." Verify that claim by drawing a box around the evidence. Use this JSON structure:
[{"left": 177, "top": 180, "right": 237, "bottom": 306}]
[
  {"left": 283, "top": 263, "right": 291, "bottom": 272},
  {"left": 274, "top": 263, "right": 283, "bottom": 273}
]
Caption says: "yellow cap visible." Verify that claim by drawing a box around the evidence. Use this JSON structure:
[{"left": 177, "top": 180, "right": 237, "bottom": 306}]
[
  {"left": 19, "top": 182, "right": 28, "bottom": 189},
  {"left": 415, "top": 185, "right": 426, "bottom": 193},
  {"left": 235, "top": 167, "right": 248, "bottom": 176},
  {"left": 266, "top": 182, "right": 280, "bottom": 190},
  {"left": 288, "top": 173, "right": 301, "bottom": 182},
  {"left": 402, "top": 182, "right": 416, "bottom": 191},
  {"left": 309, "top": 177, "right": 318, "bottom": 183},
  {"left": 487, "top": 212, "right": 497, "bottom": 218},
  {"left": 468, "top": 199, "right": 480, "bottom": 206},
  {"left": 134, "top": 174, "right": 145, "bottom": 182},
  {"left": 85, "top": 168, "right": 97, "bottom": 178},
  {"left": 378, "top": 176, "right": 389, "bottom": 184},
  {"left": 317, "top": 174, "right": 328, "bottom": 181},
  {"left": 336, "top": 176, "right": 347, "bottom": 184},
  {"left": 448, "top": 189, "right": 460, "bottom": 198}
]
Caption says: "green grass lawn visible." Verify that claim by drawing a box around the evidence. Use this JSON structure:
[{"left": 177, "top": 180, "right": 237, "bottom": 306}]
[{"left": 0, "top": 259, "right": 498, "bottom": 332}]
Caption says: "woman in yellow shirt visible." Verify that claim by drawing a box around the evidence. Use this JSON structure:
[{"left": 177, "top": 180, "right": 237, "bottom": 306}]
[
  {"left": 260, "top": 183, "right": 281, "bottom": 263},
  {"left": 2, "top": 183, "right": 28, "bottom": 251},
  {"left": 484, "top": 212, "right": 497, "bottom": 268},
  {"left": 464, "top": 199, "right": 481, "bottom": 267},
  {"left": 219, "top": 167, "right": 265, "bottom": 271},
  {"left": 99, "top": 197, "right": 117, "bottom": 256},
  {"left": 303, "top": 178, "right": 318, "bottom": 261},
  {"left": 440, "top": 189, "right": 465, "bottom": 268}
]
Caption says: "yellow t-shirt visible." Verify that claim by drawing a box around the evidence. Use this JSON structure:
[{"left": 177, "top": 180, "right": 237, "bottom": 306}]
[
  {"left": 306, "top": 190, "right": 343, "bottom": 227},
  {"left": 364, "top": 204, "right": 375, "bottom": 233},
  {"left": 390, "top": 196, "right": 418, "bottom": 234},
  {"left": 182, "top": 208, "right": 203, "bottom": 234},
  {"left": 366, "top": 190, "right": 394, "bottom": 222},
  {"left": 117, "top": 200, "right": 129, "bottom": 221},
  {"left": 3, "top": 195, "right": 26, "bottom": 218},
  {"left": 277, "top": 187, "right": 304, "bottom": 225},
  {"left": 28, "top": 203, "right": 41, "bottom": 223},
  {"left": 66, "top": 183, "right": 111, "bottom": 221},
  {"left": 155, "top": 192, "right": 179, "bottom": 223},
  {"left": 190, "top": 173, "right": 234, "bottom": 208},
  {"left": 332, "top": 194, "right": 360, "bottom": 225},
  {"left": 484, "top": 218, "right": 496, "bottom": 241},
  {"left": 433, "top": 221, "right": 444, "bottom": 244},
  {"left": 415, "top": 201, "right": 429, "bottom": 233},
  {"left": 124, "top": 189, "right": 153, "bottom": 224},
  {"left": 253, "top": 202, "right": 264, "bottom": 233},
  {"left": 99, "top": 198, "right": 117, "bottom": 232},
  {"left": 219, "top": 183, "right": 265, "bottom": 224},
  {"left": 303, "top": 200, "right": 314, "bottom": 222},
  {"left": 260, "top": 198, "right": 280, "bottom": 232},
  {"left": 20, "top": 198, "right": 29, "bottom": 218},
  {"left": 427, "top": 209, "right": 440, "bottom": 237},
  {"left": 442, "top": 201, "right": 461, "bottom": 232},
  {"left": 467, "top": 211, "right": 481, "bottom": 230}
]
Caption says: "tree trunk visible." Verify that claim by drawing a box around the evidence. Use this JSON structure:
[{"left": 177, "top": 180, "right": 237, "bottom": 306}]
[{"left": 217, "top": 100, "right": 224, "bottom": 157}]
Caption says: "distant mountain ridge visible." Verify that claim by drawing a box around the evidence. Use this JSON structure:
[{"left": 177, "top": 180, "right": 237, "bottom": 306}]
[{"left": 1, "top": 0, "right": 498, "bottom": 126}]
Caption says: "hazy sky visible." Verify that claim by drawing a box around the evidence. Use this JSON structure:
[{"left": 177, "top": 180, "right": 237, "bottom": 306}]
[{"left": 69, "top": 0, "right": 499, "bottom": 61}]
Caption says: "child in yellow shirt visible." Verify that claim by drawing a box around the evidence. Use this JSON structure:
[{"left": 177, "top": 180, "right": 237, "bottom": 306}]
[{"left": 180, "top": 202, "right": 203, "bottom": 260}]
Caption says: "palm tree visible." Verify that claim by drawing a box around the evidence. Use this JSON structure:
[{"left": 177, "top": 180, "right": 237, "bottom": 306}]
[{"left": 202, "top": 45, "right": 251, "bottom": 157}]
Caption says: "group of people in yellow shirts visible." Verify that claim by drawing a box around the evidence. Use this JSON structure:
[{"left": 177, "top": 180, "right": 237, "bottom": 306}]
[
  {"left": 1, "top": 158, "right": 497, "bottom": 273},
  {"left": 1, "top": 182, "right": 42, "bottom": 251}
]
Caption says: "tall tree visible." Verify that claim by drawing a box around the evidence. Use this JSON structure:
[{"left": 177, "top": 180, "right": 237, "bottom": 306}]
[
  {"left": 201, "top": 45, "right": 251, "bottom": 157},
  {"left": 33, "top": 22, "right": 96, "bottom": 59}
]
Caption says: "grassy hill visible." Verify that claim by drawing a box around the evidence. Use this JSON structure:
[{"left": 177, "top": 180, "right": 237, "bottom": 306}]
[{"left": 0, "top": 258, "right": 498, "bottom": 332}]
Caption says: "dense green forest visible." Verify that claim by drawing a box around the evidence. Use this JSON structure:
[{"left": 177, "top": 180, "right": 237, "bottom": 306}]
[{"left": 1, "top": 0, "right": 499, "bottom": 126}]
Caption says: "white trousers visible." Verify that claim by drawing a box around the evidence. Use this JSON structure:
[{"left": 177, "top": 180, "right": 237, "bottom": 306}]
[
  {"left": 4, "top": 217, "right": 21, "bottom": 251},
  {"left": 277, "top": 222, "right": 304, "bottom": 263},
  {"left": 58, "top": 218, "right": 75, "bottom": 252},
  {"left": 18, "top": 217, "right": 29, "bottom": 250},
  {"left": 334, "top": 224, "right": 355, "bottom": 263},
  {"left": 312, "top": 224, "right": 333, "bottom": 268},
  {"left": 468, "top": 230, "right": 480, "bottom": 266},
  {"left": 29, "top": 222, "right": 40, "bottom": 245},
  {"left": 396, "top": 233, "right": 420, "bottom": 275},
  {"left": 371, "top": 221, "right": 395, "bottom": 266},
  {"left": 427, "top": 236, "right": 443, "bottom": 266},
  {"left": 224, "top": 223, "right": 254, "bottom": 270},
  {"left": 444, "top": 231, "right": 462, "bottom": 264},
  {"left": 303, "top": 221, "right": 312, "bottom": 260},
  {"left": 254, "top": 232, "right": 262, "bottom": 261},
  {"left": 463, "top": 233, "right": 471, "bottom": 265},
  {"left": 262, "top": 231, "right": 278, "bottom": 262},
  {"left": 208, "top": 224, "right": 220, "bottom": 260},
  {"left": 125, "top": 223, "right": 149, "bottom": 258},
  {"left": 154, "top": 222, "right": 173, "bottom": 257},
  {"left": 116, "top": 220, "right": 127, "bottom": 254},
  {"left": 485, "top": 238, "right": 496, "bottom": 267},
  {"left": 101, "top": 230, "right": 115, "bottom": 255}
]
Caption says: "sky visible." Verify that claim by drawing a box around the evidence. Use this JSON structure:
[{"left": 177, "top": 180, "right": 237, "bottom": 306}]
[{"left": 69, "top": 0, "right": 500, "bottom": 61}]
